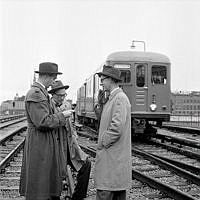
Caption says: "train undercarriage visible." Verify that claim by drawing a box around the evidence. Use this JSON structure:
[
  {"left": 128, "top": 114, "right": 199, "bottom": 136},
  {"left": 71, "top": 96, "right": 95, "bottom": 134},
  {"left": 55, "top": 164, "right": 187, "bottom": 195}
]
[{"left": 77, "top": 113, "right": 167, "bottom": 139}]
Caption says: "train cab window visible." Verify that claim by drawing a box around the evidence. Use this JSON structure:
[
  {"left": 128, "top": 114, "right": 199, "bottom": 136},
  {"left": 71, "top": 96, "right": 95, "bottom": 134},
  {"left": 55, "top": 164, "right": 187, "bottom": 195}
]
[
  {"left": 120, "top": 70, "right": 131, "bottom": 83},
  {"left": 152, "top": 66, "right": 167, "bottom": 84},
  {"left": 114, "top": 64, "right": 131, "bottom": 83},
  {"left": 136, "top": 64, "right": 145, "bottom": 87}
]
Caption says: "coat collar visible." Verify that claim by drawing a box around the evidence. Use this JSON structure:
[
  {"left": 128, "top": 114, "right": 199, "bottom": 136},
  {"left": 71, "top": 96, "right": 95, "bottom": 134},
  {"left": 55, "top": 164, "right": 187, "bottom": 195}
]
[
  {"left": 108, "top": 88, "right": 123, "bottom": 101},
  {"left": 32, "top": 82, "right": 49, "bottom": 98}
]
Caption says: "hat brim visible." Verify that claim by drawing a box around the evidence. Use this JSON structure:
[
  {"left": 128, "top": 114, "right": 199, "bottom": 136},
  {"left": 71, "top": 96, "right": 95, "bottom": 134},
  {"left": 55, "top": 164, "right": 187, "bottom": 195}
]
[
  {"left": 35, "top": 71, "right": 62, "bottom": 75},
  {"left": 48, "top": 85, "right": 69, "bottom": 93},
  {"left": 96, "top": 72, "right": 122, "bottom": 82}
]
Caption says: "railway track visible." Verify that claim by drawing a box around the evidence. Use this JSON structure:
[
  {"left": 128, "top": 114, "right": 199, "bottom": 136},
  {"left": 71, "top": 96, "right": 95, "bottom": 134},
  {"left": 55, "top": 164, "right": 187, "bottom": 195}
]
[
  {"left": 0, "top": 123, "right": 26, "bottom": 199},
  {"left": 131, "top": 147, "right": 200, "bottom": 199},
  {"left": 1, "top": 121, "right": 200, "bottom": 199},
  {"left": 0, "top": 115, "right": 25, "bottom": 124},
  {"left": 76, "top": 125, "right": 200, "bottom": 200},
  {"left": 0, "top": 150, "right": 24, "bottom": 200},
  {"left": 0, "top": 118, "right": 26, "bottom": 130},
  {"left": 135, "top": 141, "right": 200, "bottom": 175}
]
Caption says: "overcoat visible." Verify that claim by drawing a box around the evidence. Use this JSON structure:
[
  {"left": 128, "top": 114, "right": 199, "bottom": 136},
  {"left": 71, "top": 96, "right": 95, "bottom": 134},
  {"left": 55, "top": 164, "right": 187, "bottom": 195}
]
[
  {"left": 19, "top": 82, "right": 67, "bottom": 200},
  {"left": 52, "top": 99, "right": 88, "bottom": 172},
  {"left": 94, "top": 88, "right": 132, "bottom": 190}
]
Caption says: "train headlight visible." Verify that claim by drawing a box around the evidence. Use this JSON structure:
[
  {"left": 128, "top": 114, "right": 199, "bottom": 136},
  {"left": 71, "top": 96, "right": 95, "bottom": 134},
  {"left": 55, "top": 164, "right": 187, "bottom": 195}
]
[{"left": 150, "top": 104, "right": 157, "bottom": 112}]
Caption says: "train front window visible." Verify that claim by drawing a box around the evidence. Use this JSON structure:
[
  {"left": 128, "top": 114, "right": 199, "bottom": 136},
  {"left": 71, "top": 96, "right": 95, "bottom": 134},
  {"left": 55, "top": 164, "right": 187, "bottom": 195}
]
[
  {"left": 114, "top": 64, "right": 131, "bottom": 83},
  {"left": 136, "top": 64, "right": 145, "bottom": 87},
  {"left": 152, "top": 66, "right": 167, "bottom": 85},
  {"left": 120, "top": 70, "right": 131, "bottom": 83}
]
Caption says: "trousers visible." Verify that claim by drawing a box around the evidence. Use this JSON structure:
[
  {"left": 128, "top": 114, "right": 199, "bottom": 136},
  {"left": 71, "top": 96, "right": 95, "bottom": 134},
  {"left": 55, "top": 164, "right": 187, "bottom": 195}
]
[
  {"left": 96, "top": 190, "right": 126, "bottom": 200},
  {"left": 67, "top": 148, "right": 91, "bottom": 200}
]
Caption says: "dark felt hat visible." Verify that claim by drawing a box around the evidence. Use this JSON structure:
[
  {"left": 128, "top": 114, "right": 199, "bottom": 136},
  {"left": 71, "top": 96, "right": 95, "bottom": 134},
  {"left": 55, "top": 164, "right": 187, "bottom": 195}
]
[
  {"left": 97, "top": 65, "right": 122, "bottom": 82},
  {"left": 48, "top": 80, "right": 69, "bottom": 94},
  {"left": 35, "top": 62, "right": 62, "bottom": 75}
]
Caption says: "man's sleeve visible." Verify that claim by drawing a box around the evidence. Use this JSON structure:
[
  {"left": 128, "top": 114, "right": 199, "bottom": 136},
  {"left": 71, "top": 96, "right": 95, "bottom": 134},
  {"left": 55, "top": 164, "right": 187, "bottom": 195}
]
[{"left": 26, "top": 89, "right": 66, "bottom": 130}]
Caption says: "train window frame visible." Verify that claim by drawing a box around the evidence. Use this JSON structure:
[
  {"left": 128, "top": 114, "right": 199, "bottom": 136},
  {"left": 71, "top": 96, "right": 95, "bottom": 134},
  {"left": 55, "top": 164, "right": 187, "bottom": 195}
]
[
  {"left": 151, "top": 65, "right": 167, "bottom": 85},
  {"left": 113, "top": 63, "right": 132, "bottom": 85},
  {"left": 136, "top": 63, "right": 146, "bottom": 87}
]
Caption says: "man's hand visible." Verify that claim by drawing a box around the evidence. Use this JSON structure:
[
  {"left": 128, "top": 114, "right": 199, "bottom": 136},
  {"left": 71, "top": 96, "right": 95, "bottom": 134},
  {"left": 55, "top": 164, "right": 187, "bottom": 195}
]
[
  {"left": 62, "top": 110, "right": 74, "bottom": 118},
  {"left": 60, "top": 100, "right": 71, "bottom": 111}
]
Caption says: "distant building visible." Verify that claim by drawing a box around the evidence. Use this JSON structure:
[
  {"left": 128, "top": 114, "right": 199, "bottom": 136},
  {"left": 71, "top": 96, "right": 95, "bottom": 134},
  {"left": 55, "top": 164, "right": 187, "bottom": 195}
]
[
  {"left": 0, "top": 93, "right": 25, "bottom": 115},
  {"left": 171, "top": 91, "right": 200, "bottom": 116},
  {"left": 0, "top": 93, "right": 73, "bottom": 115}
]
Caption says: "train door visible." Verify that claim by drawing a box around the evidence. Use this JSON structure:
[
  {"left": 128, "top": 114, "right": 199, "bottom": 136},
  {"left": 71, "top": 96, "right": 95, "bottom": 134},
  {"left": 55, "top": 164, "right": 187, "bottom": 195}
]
[{"left": 133, "top": 63, "right": 148, "bottom": 113}]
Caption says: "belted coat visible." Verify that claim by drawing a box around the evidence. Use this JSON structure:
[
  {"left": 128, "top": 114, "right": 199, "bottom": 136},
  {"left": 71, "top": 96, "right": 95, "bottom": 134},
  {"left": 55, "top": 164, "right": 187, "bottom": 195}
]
[
  {"left": 19, "top": 82, "right": 66, "bottom": 200},
  {"left": 94, "top": 88, "right": 132, "bottom": 190},
  {"left": 51, "top": 99, "right": 88, "bottom": 172}
]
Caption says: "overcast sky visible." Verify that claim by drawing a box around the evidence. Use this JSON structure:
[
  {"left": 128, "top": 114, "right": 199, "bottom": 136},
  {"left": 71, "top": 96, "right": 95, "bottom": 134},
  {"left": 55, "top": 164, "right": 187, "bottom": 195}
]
[{"left": 1, "top": 0, "right": 200, "bottom": 103}]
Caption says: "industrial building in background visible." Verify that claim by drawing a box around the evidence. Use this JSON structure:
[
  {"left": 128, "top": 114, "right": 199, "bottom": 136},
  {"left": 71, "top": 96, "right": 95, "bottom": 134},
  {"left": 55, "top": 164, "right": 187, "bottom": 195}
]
[
  {"left": 0, "top": 93, "right": 25, "bottom": 115},
  {"left": 171, "top": 91, "right": 200, "bottom": 116}
]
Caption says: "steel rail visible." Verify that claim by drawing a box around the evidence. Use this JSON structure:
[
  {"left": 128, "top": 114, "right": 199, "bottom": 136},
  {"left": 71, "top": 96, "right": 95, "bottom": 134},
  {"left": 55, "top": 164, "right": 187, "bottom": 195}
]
[
  {"left": 0, "top": 117, "right": 26, "bottom": 129},
  {"left": 161, "top": 124, "right": 200, "bottom": 135},
  {"left": 147, "top": 140, "right": 200, "bottom": 160},
  {"left": 132, "top": 148, "right": 200, "bottom": 186},
  {"left": 0, "top": 125, "right": 27, "bottom": 146},
  {"left": 154, "top": 133, "right": 200, "bottom": 149},
  {"left": 0, "top": 114, "right": 25, "bottom": 123},
  {"left": 132, "top": 169, "right": 198, "bottom": 200},
  {"left": 150, "top": 153, "right": 200, "bottom": 174},
  {"left": 79, "top": 142, "right": 199, "bottom": 200},
  {"left": 0, "top": 139, "right": 25, "bottom": 173}
]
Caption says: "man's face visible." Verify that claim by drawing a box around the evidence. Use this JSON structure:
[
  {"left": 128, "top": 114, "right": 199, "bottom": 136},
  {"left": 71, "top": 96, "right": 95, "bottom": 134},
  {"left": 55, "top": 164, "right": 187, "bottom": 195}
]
[
  {"left": 100, "top": 75, "right": 111, "bottom": 91},
  {"left": 46, "top": 74, "right": 57, "bottom": 88},
  {"left": 52, "top": 90, "right": 66, "bottom": 106}
]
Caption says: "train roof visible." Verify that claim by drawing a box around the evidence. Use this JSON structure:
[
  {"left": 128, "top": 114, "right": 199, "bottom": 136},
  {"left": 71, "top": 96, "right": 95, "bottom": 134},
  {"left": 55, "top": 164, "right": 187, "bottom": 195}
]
[{"left": 106, "top": 51, "right": 170, "bottom": 63}]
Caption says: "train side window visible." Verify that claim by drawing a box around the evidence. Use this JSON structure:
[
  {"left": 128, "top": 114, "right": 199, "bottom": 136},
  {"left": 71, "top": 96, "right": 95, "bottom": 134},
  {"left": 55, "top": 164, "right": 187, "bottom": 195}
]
[
  {"left": 120, "top": 70, "right": 131, "bottom": 83},
  {"left": 152, "top": 66, "right": 167, "bottom": 85},
  {"left": 136, "top": 64, "right": 145, "bottom": 87}
]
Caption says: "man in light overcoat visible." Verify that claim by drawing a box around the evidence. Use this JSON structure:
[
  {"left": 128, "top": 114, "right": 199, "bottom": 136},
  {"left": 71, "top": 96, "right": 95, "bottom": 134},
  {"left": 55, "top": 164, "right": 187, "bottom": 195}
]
[
  {"left": 94, "top": 65, "right": 132, "bottom": 200},
  {"left": 19, "top": 63, "right": 72, "bottom": 200},
  {"left": 49, "top": 80, "right": 91, "bottom": 200}
]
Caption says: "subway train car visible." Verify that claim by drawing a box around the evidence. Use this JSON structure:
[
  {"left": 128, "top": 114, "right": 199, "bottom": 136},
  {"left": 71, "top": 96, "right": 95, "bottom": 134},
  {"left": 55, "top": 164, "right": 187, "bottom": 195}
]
[{"left": 76, "top": 51, "right": 171, "bottom": 136}]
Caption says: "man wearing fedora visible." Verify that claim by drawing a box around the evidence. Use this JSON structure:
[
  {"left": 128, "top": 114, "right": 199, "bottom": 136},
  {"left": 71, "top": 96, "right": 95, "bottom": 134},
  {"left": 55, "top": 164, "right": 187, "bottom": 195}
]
[
  {"left": 19, "top": 62, "right": 73, "bottom": 200},
  {"left": 94, "top": 65, "right": 132, "bottom": 200},
  {"left": 49, "top": 80, "right": 91, "bottom": 200}
]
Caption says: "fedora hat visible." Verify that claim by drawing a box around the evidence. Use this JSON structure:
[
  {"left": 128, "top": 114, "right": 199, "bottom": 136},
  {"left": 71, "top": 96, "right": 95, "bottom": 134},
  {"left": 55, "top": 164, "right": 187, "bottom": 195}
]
[
  {"left": 48, "top": 80, "right": 69, "bottom": 94},
  {"left": 35, "top": 62, "right": 62, "bottom": 75},
  {"left": 97, "top": 65, "right": 122, "bottom": 82}
]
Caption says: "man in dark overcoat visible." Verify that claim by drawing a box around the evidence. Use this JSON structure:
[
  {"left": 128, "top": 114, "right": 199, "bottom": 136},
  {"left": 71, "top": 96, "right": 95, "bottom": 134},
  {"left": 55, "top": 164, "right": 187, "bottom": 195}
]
[
  {"left": 19, "top": 62, "right": 72, "bottom": 200},
  {"left": 49, "top": 80, "right": 91, "bottom": 200}
]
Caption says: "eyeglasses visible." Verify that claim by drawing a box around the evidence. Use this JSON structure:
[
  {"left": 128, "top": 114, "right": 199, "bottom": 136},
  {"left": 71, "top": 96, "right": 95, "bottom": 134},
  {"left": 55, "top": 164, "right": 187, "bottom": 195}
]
[{"left": 100, "top": 77, "right": 109, "bottom": 82}]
